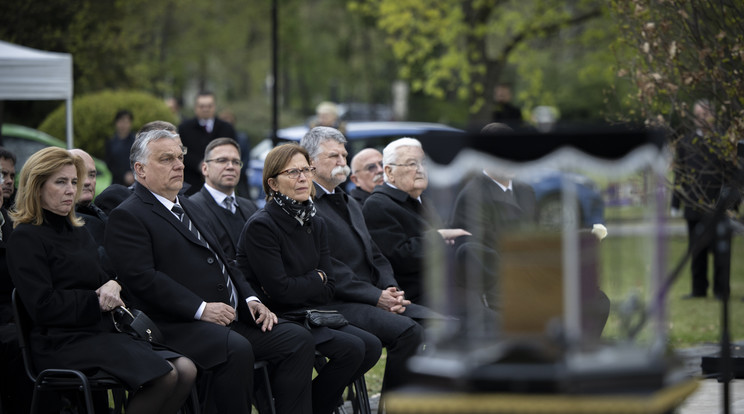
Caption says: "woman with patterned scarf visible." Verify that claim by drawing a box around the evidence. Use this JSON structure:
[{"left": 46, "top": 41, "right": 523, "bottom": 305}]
[{"left": 236, "top": 143, "right": 381, "bottom": 414}]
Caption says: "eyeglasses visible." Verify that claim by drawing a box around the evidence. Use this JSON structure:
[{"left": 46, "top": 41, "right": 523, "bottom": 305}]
[
  {"left": 275, "top": 166, "right": 316, "bottom": 179},
  {"left": 388, "top": 160, "right": 426, "bottom": 170},
  {"left": 205, "top": 158, "right": 244, "bottom": 168},
  {"left": 356, "top": 161, "right": 383, "bottom": 174}
]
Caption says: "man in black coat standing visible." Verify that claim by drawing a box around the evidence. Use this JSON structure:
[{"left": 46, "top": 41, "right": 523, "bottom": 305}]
[
  {"left": 105, "top": 127, "right": 314, "bottom": 414},
  {"left": 178, "top": 91, "right": 237, "bottom": 195},
  {"left": 189, "top": 138, "right": 258, "bottom": 260},
  {"left": 301, "top": 127, "right": 435, "bottom": 395},
  {"left": 671, "top": 99, "right": 739, "bottom": 299}
]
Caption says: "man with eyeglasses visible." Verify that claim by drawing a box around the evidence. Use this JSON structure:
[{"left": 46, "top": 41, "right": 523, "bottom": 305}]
[
  {"left": 178, "top": 91, "right": 237, "bottom": 195},
  {"left": 301, "top": 127, "right": 436, "bottom": 399},
  {"left": 189, "top": 138, "right": 258, "bottom": 259},
  {"left": 363, "top": 137, "right": 471, "bottom": 303},
  {"left": 349, "top": 148, "right": 384, "bottom": 204}
]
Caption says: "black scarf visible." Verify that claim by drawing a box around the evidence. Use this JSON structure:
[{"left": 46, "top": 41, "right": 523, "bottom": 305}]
[{"left": 272, "top": 191, "right": 316, "bottom": 225}]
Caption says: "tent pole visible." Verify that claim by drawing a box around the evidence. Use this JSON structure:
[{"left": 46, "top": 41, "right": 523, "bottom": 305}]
[{"left": 65, "top": 97, "right": 73, "bottom": 149}]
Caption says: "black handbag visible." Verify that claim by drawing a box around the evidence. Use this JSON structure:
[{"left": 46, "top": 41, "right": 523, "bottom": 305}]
[
  {"left": 282, "top": 309, "right": 349, "bottom": 330},
  {"left": 111, "top": 306, "right": 164, "bottom": 343}
]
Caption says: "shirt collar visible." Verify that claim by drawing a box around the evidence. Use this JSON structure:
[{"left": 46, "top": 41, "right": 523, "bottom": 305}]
[
  {"left": 151, "top": 191, "right": 180, "bottom": 217},
  {"left": 204, "top": 183, "right": 236, "bottom": 207},
  {"left": 482, "top": 170, "right": 512, "bottom": 192}
]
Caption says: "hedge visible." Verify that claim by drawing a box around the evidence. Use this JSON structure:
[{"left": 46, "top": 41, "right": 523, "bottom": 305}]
[{"left": 38, "top": 90, "right": 177, "bottom": 159}]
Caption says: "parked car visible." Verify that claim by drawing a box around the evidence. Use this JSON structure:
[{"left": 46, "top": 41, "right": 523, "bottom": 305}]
[
  {"left": 1, "top": 123, "right": 112, "bottom": 196},
  {"left": 248, "top": 121, "right": 604, "bottom": 227}
]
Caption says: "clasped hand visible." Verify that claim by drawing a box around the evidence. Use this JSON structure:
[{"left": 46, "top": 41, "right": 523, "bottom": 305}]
[
  {"left": 201, "top": 301, "right": 278, "bottom": 332},
  {"left": 377, "top": 287, "right": 410, "bottom": 314}
]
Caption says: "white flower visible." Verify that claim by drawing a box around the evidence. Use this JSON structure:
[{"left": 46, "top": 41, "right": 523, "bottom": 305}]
[{"left": 592, "top": 224, "right": 608, "bottom": 241}]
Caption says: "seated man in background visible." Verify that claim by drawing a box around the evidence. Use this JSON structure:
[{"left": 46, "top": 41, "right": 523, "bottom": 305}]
[
  {"left": 348, "top": 148, "right": 384, "bottom": 204},
  {"left": 362, "top": 137, "right": 471, "bottom": 304},
  {"left": 69, "top": 149, "right": 108, "bottom": 245},
  {"left": 189, "top": 137, "right": 258, "bottom": 259}
]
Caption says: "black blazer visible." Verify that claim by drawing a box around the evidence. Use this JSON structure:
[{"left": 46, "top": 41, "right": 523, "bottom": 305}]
[
  {"left": 105, "top": 182, "right": 257, "bottom": 369},
  {"left": 671, "top": 132, "right": 737, "bottom": 220},
  {"left": 362, "top": 184, "right": 441, "bottom": 302},
  {"left": 189, "top": 186, "right": 258, "bottom": 259},
  {"left": 235, "top": 200, "right": 334, "bottom": 315},
  {"left": 313, "top": 184, "right": 398, "bottom": 306},
  {"left": 177, "top": 117, "right": 237, "bottom": 195}
]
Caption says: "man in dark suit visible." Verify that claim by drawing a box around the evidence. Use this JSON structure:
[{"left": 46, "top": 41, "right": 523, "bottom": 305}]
[
  {"left": 362, "top": 138, "right": 471, "bottom": 304},
  {"left": 0, "top": 147, "right": 16, "bottom": 208},
  {"left": 349, "top": 148, "right": 384, "bottom": 204},
  {"left": 105, "top": 128, "right": 314, "bottom": 414},
  {"left": 301, "top": 127, "right": 426, "bottom": 394},
  {"left": 189, "top": 138, "right": 258, "bottom": 259},
  {"left": 671, "top": 99, "right": 739, "bottom": 299},
  {"left": 178, "top": 91, "right": 237, "bottom": 195}
]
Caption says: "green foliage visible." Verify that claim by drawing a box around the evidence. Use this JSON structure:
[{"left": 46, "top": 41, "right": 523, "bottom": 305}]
[
  {"left": 38, "top": 90, "right": 176, "bottom": 159},
  {"left": 351, "top": 0, "right": 607, "bottom": 121}
]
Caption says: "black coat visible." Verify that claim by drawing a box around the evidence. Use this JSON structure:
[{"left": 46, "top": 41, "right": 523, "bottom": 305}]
[
  {"left": 671, "top": 131, "right": 740, "bottom": 220},
  {"left": 189, "top": 186, "right": 258, "bottom": 259},
  {"left": 362, "top": 184, "right": 441, "bottom": 303},
  {"left": 450, "top": 173, "right": 537, "bottom": 249},
  {"left": 177, "top": 117, "right": 237, "bottom": 195},
  {"left": 105, "top": 182, "right": 257, "bottom": 369},
  {"left": 0, "top": 208, "right": 14, "bottom": 323},
  {"left": 235, "top": 200, "right": 334, "bottom": 315},
  {"left": 8, "top": 211, "right": 172, "bottom": 389},
  {"left": 313, "top": 184, "right": 398, "bottom": 305},
  {"left": 349, "top": 187, "right": 372, "bottom": 205}
]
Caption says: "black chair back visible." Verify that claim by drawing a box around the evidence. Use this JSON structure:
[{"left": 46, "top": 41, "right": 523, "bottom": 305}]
[{"left": 11, "top": 289, "right": 41, "bottom": 383}]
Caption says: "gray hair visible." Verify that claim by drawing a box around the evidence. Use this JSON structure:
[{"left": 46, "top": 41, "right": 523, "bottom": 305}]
[
  {"left": 130, "top": 129, "right": 182, "bottom": 170},
  {"left": 382, "top": 137, "right": 422, "bottom": 183},
  {"left": 300, "top": 126, "right": 347, "bottom": 161}
]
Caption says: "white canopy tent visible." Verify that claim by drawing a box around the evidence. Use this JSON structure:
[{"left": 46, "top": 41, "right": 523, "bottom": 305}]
[{"left": 0, "top": 41, "right": 74, "bottom": 148}]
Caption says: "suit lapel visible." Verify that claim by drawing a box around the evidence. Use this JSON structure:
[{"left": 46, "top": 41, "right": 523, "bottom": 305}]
[{"left": 135, "top": 184, "right": 205, "bottom": 246}]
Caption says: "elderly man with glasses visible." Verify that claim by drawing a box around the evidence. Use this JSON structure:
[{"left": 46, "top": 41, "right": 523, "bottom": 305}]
[
  {"left": 189, "top": 137, "right": 258, "bottom": 260},
  {"left": 349, "top": 148, "right": 384, "bottom": 204},
  {"left": 362, "top": 137, "right": 470, "bottom": 304}
]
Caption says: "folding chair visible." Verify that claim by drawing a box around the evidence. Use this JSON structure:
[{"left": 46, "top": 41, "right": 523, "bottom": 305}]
[{"left": 12, "top": 289, "right": 128, "bottom": 414}]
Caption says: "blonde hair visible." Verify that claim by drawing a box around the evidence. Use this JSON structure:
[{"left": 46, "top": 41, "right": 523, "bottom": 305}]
[{"left": 10, "top": 147, "right": 85, "bottom": 227}]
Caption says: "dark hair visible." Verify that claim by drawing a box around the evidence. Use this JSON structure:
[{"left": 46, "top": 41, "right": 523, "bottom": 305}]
[
  {"left": 263, "top": 143, "right": 314, "bottom": 201},
  {"left": 204, "top": 137, "right": 241, "bottom": 160},
  {"left": 114, "top": 109, "right": 134, "bottom": 123},
  {"left": 0, "top": 146, "right": 16, "bottom": 164}
]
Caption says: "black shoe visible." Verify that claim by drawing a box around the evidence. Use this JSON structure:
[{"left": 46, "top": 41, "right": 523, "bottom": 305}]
[{"left": 682, "top": 293, "right": 706, "bottom": 299}]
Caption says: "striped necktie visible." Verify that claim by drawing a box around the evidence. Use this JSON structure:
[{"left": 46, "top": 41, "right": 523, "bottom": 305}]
[{"left": 172, "top": 204, "right": 238, "bottom": 309}]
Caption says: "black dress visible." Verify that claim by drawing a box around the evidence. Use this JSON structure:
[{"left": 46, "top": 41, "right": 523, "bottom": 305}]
[{"left": 7, "top": 210, "right": 175, "bottom": 390}]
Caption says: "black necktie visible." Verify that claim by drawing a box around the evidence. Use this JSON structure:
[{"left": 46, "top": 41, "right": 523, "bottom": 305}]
[{"left": 172, "top": 204, "right": 238, "bottom": 309}]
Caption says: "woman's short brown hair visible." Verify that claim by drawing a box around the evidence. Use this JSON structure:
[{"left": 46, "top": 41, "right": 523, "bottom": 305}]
[
  {"left": 10, "top": 147, "right": 85, "bottom": 227},
  {"left": 263, "top": 143, "right": 315, "bottom": 201}
]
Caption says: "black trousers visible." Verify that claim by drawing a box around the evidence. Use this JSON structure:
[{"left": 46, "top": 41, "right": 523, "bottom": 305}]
[
  {"left": 687, "top": 217, "right": 731, "bottom": 297},
  {"left": 233, "top": 320, "right": 315, "bottom": 414},
  {"left": 313, "top": 324, "right": 381, "bottom": 414},
  {"left": 329, "top": 302, "right": 424, "bottom": 391}
]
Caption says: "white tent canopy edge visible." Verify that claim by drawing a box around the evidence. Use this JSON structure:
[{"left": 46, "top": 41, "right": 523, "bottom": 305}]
[{"left": 0, "top": 41, "right": 74, "bottom": 148}]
